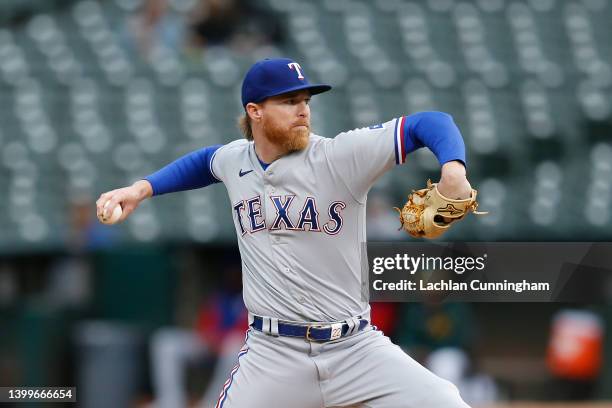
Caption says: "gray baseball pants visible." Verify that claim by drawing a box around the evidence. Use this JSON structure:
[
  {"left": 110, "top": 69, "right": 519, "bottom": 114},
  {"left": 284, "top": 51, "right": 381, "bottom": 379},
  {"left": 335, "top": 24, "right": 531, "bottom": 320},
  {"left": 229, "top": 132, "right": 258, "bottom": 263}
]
[{"left": 214, "top": 327, "right": 471, "bottom": 408}]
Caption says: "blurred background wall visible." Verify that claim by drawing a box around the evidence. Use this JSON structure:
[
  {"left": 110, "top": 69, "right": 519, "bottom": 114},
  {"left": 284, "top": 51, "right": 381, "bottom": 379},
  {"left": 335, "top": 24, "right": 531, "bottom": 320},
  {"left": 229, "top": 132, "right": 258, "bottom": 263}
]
[{"left": 0, "top": 0, "right": 611, "bottom": 407}]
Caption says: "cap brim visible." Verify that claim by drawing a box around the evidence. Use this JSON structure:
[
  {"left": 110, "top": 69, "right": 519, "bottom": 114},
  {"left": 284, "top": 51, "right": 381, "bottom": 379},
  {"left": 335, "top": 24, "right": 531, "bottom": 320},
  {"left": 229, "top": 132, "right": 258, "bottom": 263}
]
[{"left": 258, "top": 83, "right": 332, "bottom": 101}]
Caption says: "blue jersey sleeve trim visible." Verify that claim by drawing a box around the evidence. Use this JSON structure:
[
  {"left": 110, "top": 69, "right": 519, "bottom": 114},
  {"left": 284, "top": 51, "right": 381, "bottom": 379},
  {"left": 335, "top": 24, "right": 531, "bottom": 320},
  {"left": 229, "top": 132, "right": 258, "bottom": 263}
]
[
  {"left": 403, "top": 111, "right": 466, "bottom": 166},
  {"left": 145, "top": 144, "right": 223, "bottom": 196}
]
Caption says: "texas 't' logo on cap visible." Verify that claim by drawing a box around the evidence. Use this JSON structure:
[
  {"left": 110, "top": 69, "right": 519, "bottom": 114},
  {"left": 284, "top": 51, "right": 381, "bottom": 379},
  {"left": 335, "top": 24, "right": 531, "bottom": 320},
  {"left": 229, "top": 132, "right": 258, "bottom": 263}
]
[
  {"left": 287, "top": 62, "right": 305, "bottom": 79},
  {"left": 241, "top": 58, "right": 331, "bottom": 108}
]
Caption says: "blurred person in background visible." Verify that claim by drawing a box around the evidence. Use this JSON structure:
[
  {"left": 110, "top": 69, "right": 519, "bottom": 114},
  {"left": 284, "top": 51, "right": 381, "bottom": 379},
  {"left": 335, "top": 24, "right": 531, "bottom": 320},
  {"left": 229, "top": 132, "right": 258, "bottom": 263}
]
[
  {"left": 397, "top": 299, "right": 496, "bottom": 405},
  {"left": 44, "top": 194, "right": 118, "bottom": 309},
  {"left": 369, "top": 302, "right": 400, "bottom": 340},
  {"left": 3, "top": 195, "right": 119, "bottom": 390},
  {"left": 122, "top": 0, "right": 186, "bottom": 60},
  {"left": 66, "top": 194, "right": 119, "bottom": 251},
  {"left": 188, "top": 0, "right": 284, "bottom": 54},
  {"left": 397, "top": 300, "right": 475, "bottom": 364},
  {"left": 547, "top": 308, "right": 605, "bottom": 400},
  {"left": 426, "top": 348, "right": 499, "bottom": 407},
  {"left": 150, "top": 263, "right": 247, "bottom": 408}
]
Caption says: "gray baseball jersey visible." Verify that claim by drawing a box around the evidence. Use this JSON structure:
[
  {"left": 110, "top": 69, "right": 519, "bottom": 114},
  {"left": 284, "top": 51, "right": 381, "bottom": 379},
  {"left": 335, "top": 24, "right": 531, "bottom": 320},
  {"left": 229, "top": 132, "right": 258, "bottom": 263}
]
[{"left": 211, "top": 117, "right": 408, "bottom": 322}]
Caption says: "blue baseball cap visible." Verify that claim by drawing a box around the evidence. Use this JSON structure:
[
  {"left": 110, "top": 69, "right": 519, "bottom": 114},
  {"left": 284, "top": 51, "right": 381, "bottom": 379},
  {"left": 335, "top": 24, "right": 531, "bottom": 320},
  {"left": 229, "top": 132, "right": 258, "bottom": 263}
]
[{"left": 241, "top": 58, "right": 331, "bottom": 108}]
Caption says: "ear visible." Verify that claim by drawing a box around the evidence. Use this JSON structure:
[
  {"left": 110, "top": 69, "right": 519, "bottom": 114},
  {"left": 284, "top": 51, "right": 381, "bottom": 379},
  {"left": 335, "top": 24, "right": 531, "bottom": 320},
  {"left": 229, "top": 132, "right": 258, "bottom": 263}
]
[{"left": 246, "top": 102, "right": 263, "bottom": 122}]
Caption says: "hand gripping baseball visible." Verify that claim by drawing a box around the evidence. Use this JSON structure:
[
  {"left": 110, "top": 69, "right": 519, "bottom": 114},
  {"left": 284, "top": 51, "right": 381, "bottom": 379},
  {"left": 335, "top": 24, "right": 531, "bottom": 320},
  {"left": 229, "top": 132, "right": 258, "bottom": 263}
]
[
  {"left": 395, "top": 180, "right": 488, "bottom": 239},
  {"left": 96, "top": 180, "right": 153, "bottom": 225}
]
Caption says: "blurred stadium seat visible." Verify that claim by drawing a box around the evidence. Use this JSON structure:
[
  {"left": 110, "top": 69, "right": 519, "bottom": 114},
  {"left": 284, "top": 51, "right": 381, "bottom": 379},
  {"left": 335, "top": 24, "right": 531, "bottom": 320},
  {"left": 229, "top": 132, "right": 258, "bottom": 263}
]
[{"left": 0, "top": 0, "right": 611, "bottom": 251}]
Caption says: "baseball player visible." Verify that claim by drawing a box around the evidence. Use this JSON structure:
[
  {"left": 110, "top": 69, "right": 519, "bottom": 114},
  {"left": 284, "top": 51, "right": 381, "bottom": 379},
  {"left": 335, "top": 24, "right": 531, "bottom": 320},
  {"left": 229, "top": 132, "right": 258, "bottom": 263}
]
[{"left": 96, "top": 58, "right": 474, "bottom": 407}]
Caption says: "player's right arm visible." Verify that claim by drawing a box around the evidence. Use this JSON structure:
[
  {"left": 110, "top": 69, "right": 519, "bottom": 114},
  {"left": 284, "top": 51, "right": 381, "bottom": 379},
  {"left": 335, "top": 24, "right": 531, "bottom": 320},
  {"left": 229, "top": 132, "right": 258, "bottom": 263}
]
[
  {"left": 96, "top": 179, "right": 153, "bottom": 222},
  {"left": 96, "top": 144, "right": 223, "bottom": 222}
]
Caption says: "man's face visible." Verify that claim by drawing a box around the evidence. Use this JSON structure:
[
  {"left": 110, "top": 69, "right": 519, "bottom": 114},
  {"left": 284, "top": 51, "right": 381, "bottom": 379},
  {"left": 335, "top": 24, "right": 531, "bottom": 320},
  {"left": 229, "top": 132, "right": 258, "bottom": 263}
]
[{"left": 258, "top": 90, "right": 311, "bottom": 153}]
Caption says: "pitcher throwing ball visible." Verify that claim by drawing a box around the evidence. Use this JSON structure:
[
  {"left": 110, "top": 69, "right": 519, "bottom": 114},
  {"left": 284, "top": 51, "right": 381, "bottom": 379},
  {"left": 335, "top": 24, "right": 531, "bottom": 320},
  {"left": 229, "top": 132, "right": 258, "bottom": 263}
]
[{"left": 96, "top": 58, "right": 476, "bottom": 408}]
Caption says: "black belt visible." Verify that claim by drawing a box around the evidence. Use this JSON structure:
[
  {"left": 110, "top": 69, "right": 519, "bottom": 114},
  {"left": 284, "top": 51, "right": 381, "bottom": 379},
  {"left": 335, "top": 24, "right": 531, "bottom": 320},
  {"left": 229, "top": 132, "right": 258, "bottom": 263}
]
[{"left": 250, "top": 315, "right": 369, "bottom": 342}]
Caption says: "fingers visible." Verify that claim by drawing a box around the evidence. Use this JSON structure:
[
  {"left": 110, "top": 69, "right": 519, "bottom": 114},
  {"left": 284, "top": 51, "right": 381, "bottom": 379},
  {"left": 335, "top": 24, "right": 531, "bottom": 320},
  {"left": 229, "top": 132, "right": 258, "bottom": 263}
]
[
  {"left": 96, "top": 192, "right": 110, "bottom": 210},
  {"left": 119, "top": 203, "right": 136, "bottom": 222},
  {"left": 103, "top": 196, "right": 123, "bottom": 219},
  {"left": 96, "top": 187, "right": 142, "bottom": 224},
  {"left": 96, "top": 190, "right": 124, "bottom": 221},
  {"left": 96, "top": 191, "right": 114, "bottom": 219}
]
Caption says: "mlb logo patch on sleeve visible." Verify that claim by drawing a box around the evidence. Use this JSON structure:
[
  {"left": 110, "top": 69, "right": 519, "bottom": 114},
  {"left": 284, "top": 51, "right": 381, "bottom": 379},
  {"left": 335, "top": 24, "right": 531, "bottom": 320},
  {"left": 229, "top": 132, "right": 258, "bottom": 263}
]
[{"left": 368, "top": 124, "right": 383, "bottom": 129}]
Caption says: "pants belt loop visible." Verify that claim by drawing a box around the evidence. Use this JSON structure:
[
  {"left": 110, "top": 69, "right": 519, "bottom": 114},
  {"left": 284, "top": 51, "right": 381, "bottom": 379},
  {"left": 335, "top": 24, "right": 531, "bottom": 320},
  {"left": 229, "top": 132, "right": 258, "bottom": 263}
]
[
  {"left": 354, "top": 317, "right": 363, "bottom": 334},
  {"left": 262, "top": 316, "right": 271, "bottom": 334},
  {"left": 348, "top": 317, "right": 361, "bottom": 336},
  {"left": 344, "top": 317, "right": 356, "bottom": 335},
  {"left": 270, "top": 318, "right": 279, "bottom": 336}
]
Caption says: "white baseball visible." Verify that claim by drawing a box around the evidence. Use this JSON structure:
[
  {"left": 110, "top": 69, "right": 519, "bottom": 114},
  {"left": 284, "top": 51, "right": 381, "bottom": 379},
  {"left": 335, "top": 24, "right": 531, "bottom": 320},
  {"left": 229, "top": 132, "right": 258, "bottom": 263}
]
[{"left": 100, "top": 202, "right": 123, "bottom": 225}]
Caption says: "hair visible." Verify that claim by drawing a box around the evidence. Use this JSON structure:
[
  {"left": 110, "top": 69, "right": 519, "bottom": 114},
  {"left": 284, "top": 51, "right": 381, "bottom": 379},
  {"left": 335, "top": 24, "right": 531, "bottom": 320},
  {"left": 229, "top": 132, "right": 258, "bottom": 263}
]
[{"left": 237, "top": 113, "right": 253, "bottom": 141}]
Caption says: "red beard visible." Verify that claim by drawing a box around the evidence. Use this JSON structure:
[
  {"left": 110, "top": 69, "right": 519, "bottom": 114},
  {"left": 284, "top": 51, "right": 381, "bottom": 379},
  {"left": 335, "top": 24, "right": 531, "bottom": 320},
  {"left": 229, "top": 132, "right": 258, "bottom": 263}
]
[{"left": 262, "top": 116, "right": 310, "bottom": 153}]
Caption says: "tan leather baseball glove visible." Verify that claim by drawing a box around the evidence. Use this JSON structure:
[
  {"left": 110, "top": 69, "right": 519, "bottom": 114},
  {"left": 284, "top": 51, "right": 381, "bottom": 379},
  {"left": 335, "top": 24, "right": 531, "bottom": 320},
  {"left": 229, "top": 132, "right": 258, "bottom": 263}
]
[{"left": 395, "top": 180, "right": 487, "bottom": 239}]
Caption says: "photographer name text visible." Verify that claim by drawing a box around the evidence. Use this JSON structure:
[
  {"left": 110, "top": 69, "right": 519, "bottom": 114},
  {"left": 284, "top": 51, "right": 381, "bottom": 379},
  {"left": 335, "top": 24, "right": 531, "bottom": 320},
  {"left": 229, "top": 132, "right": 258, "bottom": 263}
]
[{"left": 372, "top": 279, "right": 550, "bottom": 293}]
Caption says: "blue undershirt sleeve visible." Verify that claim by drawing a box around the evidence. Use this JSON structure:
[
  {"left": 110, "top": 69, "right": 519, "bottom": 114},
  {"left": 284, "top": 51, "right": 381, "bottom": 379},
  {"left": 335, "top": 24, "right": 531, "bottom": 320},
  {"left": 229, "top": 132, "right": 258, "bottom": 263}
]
[
  {"left": 403, "top": 111, "right": 467, "bottom": 166},
  {"left": 144, "top": 144, "right": 223, "bottom": 196}
]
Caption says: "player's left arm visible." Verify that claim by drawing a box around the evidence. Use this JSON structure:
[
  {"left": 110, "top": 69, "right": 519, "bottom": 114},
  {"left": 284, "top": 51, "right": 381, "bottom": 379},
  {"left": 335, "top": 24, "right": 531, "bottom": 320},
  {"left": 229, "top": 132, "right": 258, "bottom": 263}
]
[{"left": 402, "top": 111, "right": 471, "bottom": 199}]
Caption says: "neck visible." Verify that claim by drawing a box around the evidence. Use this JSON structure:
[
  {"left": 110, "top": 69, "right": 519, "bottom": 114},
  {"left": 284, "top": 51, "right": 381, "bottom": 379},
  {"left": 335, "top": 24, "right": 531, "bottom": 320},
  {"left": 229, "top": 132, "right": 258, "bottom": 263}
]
[{"left": 253, "top": 134, "right": 285, "bottom": 164}]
